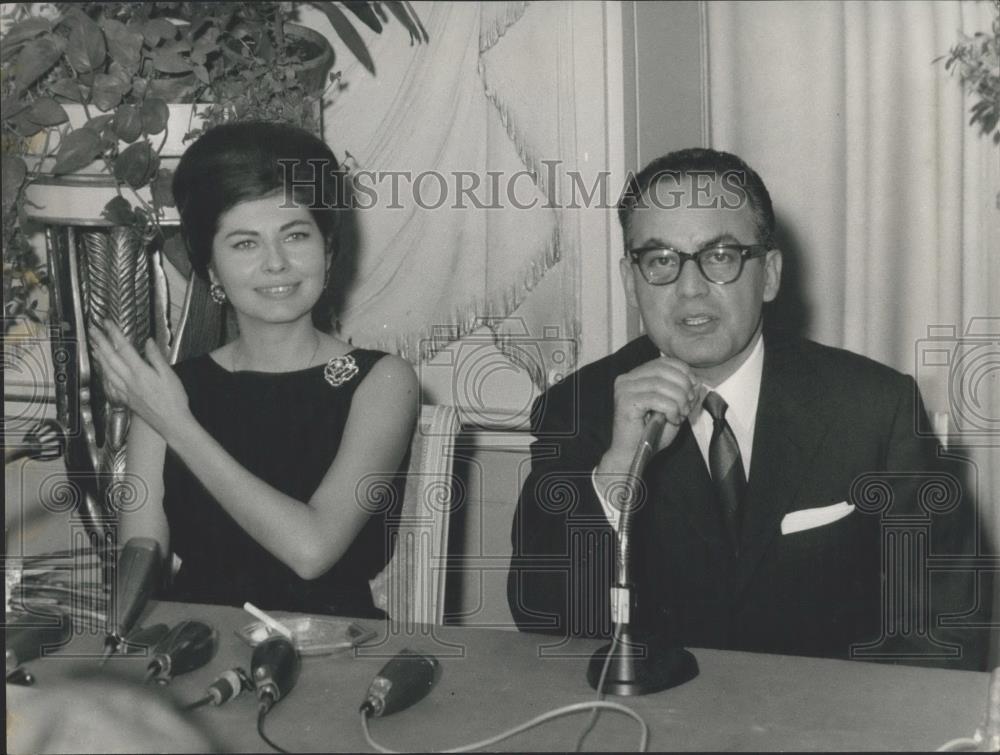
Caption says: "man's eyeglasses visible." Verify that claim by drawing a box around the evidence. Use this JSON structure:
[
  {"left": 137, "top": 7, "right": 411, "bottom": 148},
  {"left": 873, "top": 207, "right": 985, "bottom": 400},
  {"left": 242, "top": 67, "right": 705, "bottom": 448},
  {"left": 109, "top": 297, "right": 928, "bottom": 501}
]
[{"left": 627, "top": 243, "right": 770, "bottom": 285}]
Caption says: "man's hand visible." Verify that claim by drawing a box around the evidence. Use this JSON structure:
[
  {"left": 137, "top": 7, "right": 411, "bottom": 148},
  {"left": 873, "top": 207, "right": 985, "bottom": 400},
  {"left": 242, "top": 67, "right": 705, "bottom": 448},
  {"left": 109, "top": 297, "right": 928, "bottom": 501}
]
[
  {"left": 89, "top": 320, "right": 192, "bottom": 444},
  {"left": 596, "top": 356, "right": 698, "bottom": 481}
]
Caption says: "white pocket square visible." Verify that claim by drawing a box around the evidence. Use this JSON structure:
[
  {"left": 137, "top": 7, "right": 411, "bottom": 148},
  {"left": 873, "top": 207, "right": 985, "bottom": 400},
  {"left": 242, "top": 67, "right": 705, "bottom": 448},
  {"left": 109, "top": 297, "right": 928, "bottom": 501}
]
[{"left": 780, "top": 501, "right": 855, "bottom": 535}]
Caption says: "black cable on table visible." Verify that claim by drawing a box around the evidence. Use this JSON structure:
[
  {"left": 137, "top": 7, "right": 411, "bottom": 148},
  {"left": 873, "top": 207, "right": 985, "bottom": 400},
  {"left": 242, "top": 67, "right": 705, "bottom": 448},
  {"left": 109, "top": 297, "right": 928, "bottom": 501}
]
[{"left": 256, "top": 699, "right": 289, "bottom": 754}]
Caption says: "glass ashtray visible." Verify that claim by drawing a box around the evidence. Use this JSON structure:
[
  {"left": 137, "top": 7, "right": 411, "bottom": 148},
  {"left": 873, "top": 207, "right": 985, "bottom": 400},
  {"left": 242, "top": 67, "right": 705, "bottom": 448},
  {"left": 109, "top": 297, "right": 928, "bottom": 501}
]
[{"left": 236, "top": 616, "right": 376, "bottom": 656}]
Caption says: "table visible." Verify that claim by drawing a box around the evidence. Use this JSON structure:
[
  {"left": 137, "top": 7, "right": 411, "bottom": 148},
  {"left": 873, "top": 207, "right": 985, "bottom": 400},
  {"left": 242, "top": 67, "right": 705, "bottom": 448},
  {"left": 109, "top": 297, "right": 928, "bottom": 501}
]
[{"left": 6, "top": 601, "right": 992, "bottom": 752}]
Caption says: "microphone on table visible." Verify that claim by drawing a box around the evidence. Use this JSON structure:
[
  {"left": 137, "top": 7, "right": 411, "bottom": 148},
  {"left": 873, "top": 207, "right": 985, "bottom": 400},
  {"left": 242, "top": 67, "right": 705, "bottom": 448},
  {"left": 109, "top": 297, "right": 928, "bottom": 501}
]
[
  {"left": 4, "top": 419, "right": 66, "bottom": 465},
  {"left": 586, "top": 410, "right": 699, "bottom": 696},
  {"left": 101, "top": 538, "right": 161, "bottom": 664},
  {"left": 252, "top": 635, "right": 301, "bottom": 714},
  {"left": 144, "top": 620, "right": 219, "bottom": 683},
  {"left": 359, "top": 649, "right": 440, "bottom": 718},
  {"left": 5, "top": 609, "right": 73, "bottom": 684}
]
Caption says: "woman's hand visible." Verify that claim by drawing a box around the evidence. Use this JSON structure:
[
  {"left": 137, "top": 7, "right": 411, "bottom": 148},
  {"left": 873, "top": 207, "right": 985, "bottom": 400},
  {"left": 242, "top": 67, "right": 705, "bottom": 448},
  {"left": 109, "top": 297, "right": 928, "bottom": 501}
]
[{"left": 89, "top": 321, "right": 192, "bottom": 442}]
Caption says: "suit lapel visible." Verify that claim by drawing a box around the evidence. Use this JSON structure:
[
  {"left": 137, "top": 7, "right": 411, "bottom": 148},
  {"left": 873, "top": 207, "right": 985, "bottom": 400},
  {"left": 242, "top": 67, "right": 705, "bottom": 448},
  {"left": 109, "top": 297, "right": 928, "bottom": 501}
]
[{"left": 734, "top": 335, "right": 834, "bottom": 593}]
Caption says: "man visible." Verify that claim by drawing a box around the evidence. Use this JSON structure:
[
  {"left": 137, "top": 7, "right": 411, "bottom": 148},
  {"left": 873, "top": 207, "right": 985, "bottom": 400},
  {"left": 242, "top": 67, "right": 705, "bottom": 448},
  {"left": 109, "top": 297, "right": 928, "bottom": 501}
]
[{"left": 508, "top": 148, "right": 992, "bottom": 670}]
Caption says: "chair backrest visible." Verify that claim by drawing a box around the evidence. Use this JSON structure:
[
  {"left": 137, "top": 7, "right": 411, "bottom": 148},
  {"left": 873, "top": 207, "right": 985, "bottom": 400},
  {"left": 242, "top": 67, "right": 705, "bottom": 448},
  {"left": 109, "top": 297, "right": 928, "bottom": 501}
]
[{"left": 369, "top": 404, "right": 460, "bottom": 626}]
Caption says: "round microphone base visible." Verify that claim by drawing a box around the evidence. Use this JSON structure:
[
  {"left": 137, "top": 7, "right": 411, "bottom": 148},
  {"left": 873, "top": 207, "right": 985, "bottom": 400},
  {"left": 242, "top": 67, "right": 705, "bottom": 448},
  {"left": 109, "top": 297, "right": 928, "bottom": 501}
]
[{"left": 587, "top": 632, "right": 698, "bottom": 696}]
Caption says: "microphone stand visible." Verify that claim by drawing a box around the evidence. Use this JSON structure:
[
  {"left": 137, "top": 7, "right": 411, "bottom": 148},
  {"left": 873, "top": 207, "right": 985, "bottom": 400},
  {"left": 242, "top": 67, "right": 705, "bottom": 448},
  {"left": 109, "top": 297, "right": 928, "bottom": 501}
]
[{"left": 587, "top": 413, "right": 699, "bottom": 695}]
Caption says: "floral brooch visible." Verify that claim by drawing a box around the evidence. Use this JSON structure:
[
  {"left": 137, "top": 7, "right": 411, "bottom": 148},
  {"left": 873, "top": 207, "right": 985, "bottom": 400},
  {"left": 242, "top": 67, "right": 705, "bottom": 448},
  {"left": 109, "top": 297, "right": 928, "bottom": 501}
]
[{"left": 324, "top": 354, "right": 359, "bottom": 387}]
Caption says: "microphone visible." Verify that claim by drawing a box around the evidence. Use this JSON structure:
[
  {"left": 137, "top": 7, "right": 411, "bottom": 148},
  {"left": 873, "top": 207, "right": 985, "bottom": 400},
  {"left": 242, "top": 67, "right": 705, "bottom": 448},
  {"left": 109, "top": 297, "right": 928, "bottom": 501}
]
[
  {"left": 4, "top": 419, "right": 66, "bottom": 465},
  {"left": 145, "top": 620, "right": 219, "bottom": 683},
  {"left": 6, "top": 609, "right": 72, "bottom": 674},
  {"left": 101, "top": 538, "right": 162, "bottom": 664},
  {"left": 359, "top": 649, "right": 440, "bottom": 718},
  {"left": 251, "top": 636, "right": 301, "bottom": 714},
  {"left": 587, "top": 410, "right": 699, "bottom": 696}
]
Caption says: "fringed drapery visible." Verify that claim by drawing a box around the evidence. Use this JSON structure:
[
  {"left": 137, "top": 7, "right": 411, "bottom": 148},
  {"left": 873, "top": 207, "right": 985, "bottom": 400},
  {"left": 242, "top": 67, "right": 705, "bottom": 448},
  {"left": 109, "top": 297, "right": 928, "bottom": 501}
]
[{"left": 323, "top": 1, "right": 581, "bottom": 388}]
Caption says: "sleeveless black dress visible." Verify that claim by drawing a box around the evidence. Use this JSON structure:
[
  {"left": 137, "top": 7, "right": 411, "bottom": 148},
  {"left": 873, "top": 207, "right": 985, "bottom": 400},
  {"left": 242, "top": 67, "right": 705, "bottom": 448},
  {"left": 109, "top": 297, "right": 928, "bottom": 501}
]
[{"left": 160, "top": 348, "right": 402, "bottom": 617}]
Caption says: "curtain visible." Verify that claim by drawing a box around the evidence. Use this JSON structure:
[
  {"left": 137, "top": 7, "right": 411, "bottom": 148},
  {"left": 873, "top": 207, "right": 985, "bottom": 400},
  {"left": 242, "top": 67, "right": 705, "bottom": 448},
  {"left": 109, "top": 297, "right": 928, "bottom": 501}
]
[
  {"left": 706, "top": 0, "right": 1000, "bottom": 545},
  {"left": 321, "top": 1, "right": 580, "bottom": 388}
]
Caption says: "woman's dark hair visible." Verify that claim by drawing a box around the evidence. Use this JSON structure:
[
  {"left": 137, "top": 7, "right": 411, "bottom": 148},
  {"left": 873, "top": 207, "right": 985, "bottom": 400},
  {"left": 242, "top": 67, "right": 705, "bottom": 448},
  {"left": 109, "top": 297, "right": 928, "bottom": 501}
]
[{"left": 172, "top": 121, "right": 347, "bottom": 281}]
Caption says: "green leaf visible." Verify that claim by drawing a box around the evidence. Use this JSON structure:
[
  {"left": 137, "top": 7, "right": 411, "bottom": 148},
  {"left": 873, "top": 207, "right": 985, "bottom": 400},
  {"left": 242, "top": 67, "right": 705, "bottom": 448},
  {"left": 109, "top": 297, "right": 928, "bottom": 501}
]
[
  {"left": 12, "top": 37, "right": 63, "bottom": 92},
  {"left": 3, "top": 17, "right": 52, "bottom": 48},
  {"left": 49, "top": 78, "right": 86, "bottom": 103},
  {"left": 26, "top": 97, "right": 69, "bottom": 126},
  {"left": 102, "top": 196, "right": 137, "bottom": 226},
  {"left": 143, "top": 18, "right": 179, "bottom": 46},
  {"left": 113, "top": 104, "right": 143, "bottom": 143},
  {"left": 91, "top": 73, "right": 126, "bottom": 112},
  {"left": 1, "top": 156, "right": 28, "bottom": 210},
  {"left": 141, "top": 98, "right": 169, "bottom": 135},
  {"left": 150, "top": 168, "right": 175, "bottom": 208},
  {"left": 66, "top": 13, "right": 107, "bottom": 73},
  {"left": 114, "top": 141, "right": 159, "bottom": 188},
  {"left": 311, "top": 5, "right": 376, "bottom": 74},
  {"left": 53, "top": 128, "right": 103, "bottom": 175},
  {"left": 152, "top": 50, "right": 192, "bottom": 74},
  {"left": 101, "top": 19, "right": 144, "bottom": 72}
]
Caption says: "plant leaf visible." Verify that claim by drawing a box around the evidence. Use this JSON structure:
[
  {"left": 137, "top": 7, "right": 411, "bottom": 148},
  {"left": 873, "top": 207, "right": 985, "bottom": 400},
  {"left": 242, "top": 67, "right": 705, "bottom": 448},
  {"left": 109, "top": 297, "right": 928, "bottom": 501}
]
[
  {"left": 141, "top": 98, "right": 170, "bottom": 135},
  {"left": 143, "top": 18, "right": 179, "bottom": 45},
  {"left": 114, "top": 104, "right": 143, "bottom": 143},
  {"left": 13, "top": 38, "right": 64, "bottom": 92},
  {"left": 384, "top": 0, "right": 428, "bottom": 44},
  {"left": 102, "top": 18, "right": 144, "bottom": 72},
  {"left": 53, "top": 128, "right": 103, "bottom": 175},
  {"left": 102, "top": 196, "right": 137, "bottom": 226},
  {"left": 50, "top": 78, "right": 86, "bottom": 103},
  {"left": 152, "top": 50, "right": 193, "bottom": 74},
  {"left": 91, "top": 73, "right": 126, "bottom": 112},
  {"left": 26, "top": 97, "right": 69, "bottom": 126},
  {"left": 114, "top": 141, "right": 159, "bottom": 188},
  {"left": 85, "top": 114, "right": 115, "bottom": 132},
  {"left": 312, "top": 3, "right": 376, "bottom": 74},
  {"left": 150, "top": 168, "right": 175, "bottom": 207},
  {"left": 66, "top": 13, "right": 107, "bottom": 73},
  {"left": 341, "top": 2, "right": 384, "bottom": 33},
  {"left": 3, "top": 17, "right": 52, "bottom": 48},
  {"left": 2, "top": 156, "right": 28, "bottom": 210},
  {"left": 1, "top": 97, "right": 30, "bottom": 122}
]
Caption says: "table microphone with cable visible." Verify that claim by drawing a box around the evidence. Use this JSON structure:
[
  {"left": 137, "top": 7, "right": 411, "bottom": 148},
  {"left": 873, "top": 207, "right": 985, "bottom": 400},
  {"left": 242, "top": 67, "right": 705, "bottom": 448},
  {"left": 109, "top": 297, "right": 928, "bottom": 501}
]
[{"left": 360, "top": 649, "right": 440, "bottom": 718}]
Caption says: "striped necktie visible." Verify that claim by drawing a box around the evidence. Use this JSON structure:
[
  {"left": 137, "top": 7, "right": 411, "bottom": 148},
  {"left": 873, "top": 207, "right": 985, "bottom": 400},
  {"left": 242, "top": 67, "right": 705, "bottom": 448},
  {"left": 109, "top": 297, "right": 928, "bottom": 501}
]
[{"left": 703, "top": 391, "right": 747, "bottom": 554}]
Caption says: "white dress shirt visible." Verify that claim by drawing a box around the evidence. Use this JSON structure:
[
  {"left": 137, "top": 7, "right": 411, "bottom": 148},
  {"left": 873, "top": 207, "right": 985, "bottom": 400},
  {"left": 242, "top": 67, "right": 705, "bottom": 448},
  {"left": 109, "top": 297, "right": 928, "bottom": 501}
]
[{"left": 593, "top": 334, "right": 765, "bottom": 531}]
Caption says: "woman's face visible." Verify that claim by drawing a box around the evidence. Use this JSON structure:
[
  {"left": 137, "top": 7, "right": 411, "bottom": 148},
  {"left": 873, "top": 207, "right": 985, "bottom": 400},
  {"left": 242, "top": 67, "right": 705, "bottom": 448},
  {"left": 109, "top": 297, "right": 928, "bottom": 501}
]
[{"left": 209, "top": 194, "right": 328, "bottom": 326}]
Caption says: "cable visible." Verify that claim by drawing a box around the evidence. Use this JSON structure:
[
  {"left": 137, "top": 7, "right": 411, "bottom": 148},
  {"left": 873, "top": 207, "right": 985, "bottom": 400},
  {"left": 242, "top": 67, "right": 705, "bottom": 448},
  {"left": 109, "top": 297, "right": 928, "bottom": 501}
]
[
  {"left": 256, "top": 697, "right": 289, "bottom": 754},
  {"left": 935, "top": 736, "right": 979, "bottom": 752},
  {"left": 182, "top": 694, "right": 214, "bottom": 712},
  {"left": 360, "top": 699, "right": 649, "bottom": 753},
  {"left": 574, "top": 627, "right": 621, "bottom": 751}
]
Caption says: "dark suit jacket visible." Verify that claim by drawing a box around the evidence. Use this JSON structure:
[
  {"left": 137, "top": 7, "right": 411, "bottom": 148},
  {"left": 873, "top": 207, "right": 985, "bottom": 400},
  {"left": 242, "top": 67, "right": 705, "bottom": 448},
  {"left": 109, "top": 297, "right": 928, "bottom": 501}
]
[{"left": 508, "top": 330, "right": 994, "bottom": 670}]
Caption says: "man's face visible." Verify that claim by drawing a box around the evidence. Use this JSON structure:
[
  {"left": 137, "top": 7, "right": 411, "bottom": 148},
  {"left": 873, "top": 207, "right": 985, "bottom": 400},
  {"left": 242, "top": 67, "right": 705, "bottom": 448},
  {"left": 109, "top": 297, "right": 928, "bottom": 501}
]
[{"left": 619, "top": 176, "right": 782, "bottom": 385}]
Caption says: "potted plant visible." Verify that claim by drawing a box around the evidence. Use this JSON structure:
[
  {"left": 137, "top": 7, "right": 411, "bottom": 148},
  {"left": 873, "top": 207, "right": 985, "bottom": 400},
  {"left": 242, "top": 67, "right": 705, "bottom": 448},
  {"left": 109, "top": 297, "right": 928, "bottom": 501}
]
[{"left": 0, "top": 1, "right": 425, "bottom": 542}]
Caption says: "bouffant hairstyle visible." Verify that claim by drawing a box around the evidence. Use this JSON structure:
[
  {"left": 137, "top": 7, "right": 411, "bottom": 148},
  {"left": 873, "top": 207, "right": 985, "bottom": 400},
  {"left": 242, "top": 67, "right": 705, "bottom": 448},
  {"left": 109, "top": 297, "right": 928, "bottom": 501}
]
[{"left": 172, "top": 121, "right": 347, "bottom": 281}]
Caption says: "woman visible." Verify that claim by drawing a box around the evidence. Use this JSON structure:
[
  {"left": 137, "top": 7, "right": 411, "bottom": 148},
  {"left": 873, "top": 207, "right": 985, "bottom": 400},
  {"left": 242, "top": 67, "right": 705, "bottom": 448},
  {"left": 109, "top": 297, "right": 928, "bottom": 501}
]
[{"left": 90, "top": 122, "right": 417, "bottom": 617}]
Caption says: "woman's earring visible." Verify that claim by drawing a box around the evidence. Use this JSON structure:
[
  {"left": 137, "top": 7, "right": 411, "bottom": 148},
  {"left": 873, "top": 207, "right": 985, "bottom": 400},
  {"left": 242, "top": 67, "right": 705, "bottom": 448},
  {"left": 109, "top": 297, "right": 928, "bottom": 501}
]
[
  {"left": 323, "top": 266, "right": 332, "bottom": 288},
  {"left": 209, "top": 283, "right": 227, "bottom": 305}
]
